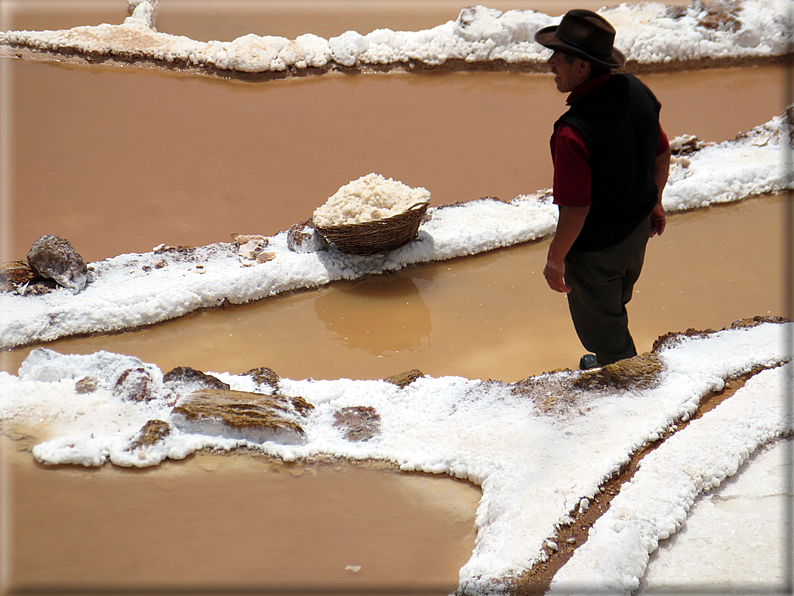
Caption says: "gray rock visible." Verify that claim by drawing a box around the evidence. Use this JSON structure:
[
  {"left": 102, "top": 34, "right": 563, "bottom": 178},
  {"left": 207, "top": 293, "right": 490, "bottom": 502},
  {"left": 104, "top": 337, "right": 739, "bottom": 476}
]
[
  {"left": 243, "top": 366, "right": 280, "bottom": 390},
  {"left": 287, "top": 221, "right": 327, "bottom": 253},
  {"left": 162, "top": 366, "right": 230, "bottom": 403},
  {"left": 163, "top": 366, "right": 230, "bottom": 390},
  {"left": 26, "top": 235, "right": 89, "bottom": 294},
  {"left": 114, "top": 367, "right": 156, "bottom": 402}
]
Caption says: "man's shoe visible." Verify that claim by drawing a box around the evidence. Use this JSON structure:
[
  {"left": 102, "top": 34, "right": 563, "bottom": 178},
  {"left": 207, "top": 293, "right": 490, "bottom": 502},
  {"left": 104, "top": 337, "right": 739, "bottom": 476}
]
[{"left": 579, "top": 354, "right": 600, "bottom": 370}]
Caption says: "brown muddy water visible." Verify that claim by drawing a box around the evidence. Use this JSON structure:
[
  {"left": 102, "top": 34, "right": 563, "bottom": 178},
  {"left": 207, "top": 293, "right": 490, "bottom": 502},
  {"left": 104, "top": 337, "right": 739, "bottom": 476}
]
[
  {"left": 4, "top": 61, "right": 786, "bottom": 265},
  {"left": 4, "top": 434, "right": 478, "bottom": 594},
  {"left": 0, "top": 3, "right": 790, "bottom": 593},
  {"left": 1, "top": 61, "right": 788, "bottom": 381}
]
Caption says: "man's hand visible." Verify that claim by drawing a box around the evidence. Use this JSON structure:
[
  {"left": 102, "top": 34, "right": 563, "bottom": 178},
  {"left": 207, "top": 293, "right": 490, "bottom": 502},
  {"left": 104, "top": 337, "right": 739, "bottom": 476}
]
[
  {"left": 543, "top": 259, "right": 571, "bottom": 293},
  {"left": 650, "top": 203, "right": 666, "bottom": 237},
  {"left": 544, "top": 205, "right": 588, "bottom": 294},
  {"left": 651, "top": 145, "right": 670, "bottom": 238}
]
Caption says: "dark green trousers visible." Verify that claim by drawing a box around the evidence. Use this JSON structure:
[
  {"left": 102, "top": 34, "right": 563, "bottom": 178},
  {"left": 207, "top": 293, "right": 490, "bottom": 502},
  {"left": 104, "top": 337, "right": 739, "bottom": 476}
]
[{"left": 564, "top": 216, "right": 652, "bottom": 366}]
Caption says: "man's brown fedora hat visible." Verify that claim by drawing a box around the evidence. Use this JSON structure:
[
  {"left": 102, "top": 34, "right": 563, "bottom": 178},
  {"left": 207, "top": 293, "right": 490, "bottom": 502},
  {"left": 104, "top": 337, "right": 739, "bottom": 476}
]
[{"left": 534, "top": 9, "right": 626, "bottom": 69}]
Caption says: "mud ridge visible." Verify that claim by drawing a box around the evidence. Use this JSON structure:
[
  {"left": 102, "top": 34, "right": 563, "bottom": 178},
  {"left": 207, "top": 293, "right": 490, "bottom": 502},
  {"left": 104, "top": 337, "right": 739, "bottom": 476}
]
[{"left": 1, "top": 44, "right": 790, "bottom": 83}]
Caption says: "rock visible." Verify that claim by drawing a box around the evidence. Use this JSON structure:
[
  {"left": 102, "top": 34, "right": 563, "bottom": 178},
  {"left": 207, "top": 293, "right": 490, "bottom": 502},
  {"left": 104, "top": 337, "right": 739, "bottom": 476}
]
[
  {"left": 128, "top": 419, "right": 171, "bottom": 450},
  {"left": 285, "top": 394, "right": 314, "bottom": 416},
  {"left": 232, "top": 233, "right": 271, "bottom": 263},
  {"left": 333, "top": 406, "right": 381, "bottom": 442},
  {"left": 74, "top": 376, "right": 98, "bottom": 394},
  {"left": 243, "top": 366, "right": 280, "bottom": 390},
  {"left": 665, "top": 1, "right": 741, "bottom": 32},
  {"left": 163, "top": 366, "right": 230, "bottom": 404},
  {"left": 385, "top": 369, "right": 425, "bottom": 389},
  {"left": 172, "top": 388, "right": 313, "bottom": 444},
  {"left": 287, "top": 221, "right": 327, "bottom": 253},
  {"left": 256, "top": 251, "right": 276, "bottom": 263},
  {"left": 163, "top": 366, "right": 230, "bottom": 390},
  {"left": 0, "top": 260, "right": 59, "bottom": 295},
  {"left": 113, "top": 367, "right": 156, "bottom": 402},
  {"left": 232, "top": 234, "right": 269, "bottom": 247},
  {"left": 1, "top": 261, "right": 35, "bottom": 292},
  {"left": 26, "top": 234, "right": 89, "bottom": 294},
  {"left": 697, "top": 3, "right": 741, "bottom": 33}
]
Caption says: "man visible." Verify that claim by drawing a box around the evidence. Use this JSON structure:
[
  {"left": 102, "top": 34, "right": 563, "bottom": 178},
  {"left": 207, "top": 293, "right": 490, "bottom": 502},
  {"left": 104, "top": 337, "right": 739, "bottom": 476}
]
[{"left": 534, "top": 9, "right": 671, "bottom": 370}]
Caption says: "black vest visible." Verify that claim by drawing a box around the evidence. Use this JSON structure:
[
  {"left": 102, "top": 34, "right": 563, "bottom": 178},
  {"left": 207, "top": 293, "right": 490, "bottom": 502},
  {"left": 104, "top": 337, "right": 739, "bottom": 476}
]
[{"left": 555, "top": 73, "right": 661, "bottom": 251}]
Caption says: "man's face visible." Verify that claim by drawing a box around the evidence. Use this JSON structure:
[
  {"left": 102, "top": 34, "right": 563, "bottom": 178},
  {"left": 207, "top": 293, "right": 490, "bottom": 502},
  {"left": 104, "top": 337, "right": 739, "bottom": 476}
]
[{"left": 548, "top": 51, "right": 590, "bottom": 93}]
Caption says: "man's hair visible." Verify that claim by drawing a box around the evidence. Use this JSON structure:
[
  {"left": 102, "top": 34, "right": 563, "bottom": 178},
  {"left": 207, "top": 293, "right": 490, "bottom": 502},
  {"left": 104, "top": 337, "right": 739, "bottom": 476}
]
[{"left": 560, "top": 51, "right": 611, "bottom": 80}]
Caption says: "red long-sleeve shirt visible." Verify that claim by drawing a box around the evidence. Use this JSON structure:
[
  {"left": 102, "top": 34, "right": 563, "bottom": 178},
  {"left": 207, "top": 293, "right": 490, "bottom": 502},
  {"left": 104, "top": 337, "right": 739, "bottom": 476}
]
[{"left": 550, "top": 73, "right": 670, "bottom": 208}]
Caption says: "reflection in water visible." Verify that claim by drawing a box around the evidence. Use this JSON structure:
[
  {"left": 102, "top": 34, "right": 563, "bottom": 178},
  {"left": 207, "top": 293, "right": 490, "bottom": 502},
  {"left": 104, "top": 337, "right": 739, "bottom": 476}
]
[{"left": 315, "top": 274, "right": 432, "bottom": 355}]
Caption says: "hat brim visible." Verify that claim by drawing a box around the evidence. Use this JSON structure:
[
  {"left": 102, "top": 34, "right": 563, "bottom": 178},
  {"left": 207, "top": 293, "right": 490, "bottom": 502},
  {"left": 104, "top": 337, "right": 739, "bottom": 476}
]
[{"left": 534, "top": 25, "right": 626, "bottom": 69}]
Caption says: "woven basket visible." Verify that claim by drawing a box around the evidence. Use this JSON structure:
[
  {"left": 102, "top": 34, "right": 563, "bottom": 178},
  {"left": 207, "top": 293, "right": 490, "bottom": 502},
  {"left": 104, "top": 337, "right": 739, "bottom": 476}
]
[{"left": 313, "top": 202, "right": 429, "bottom": 256}]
